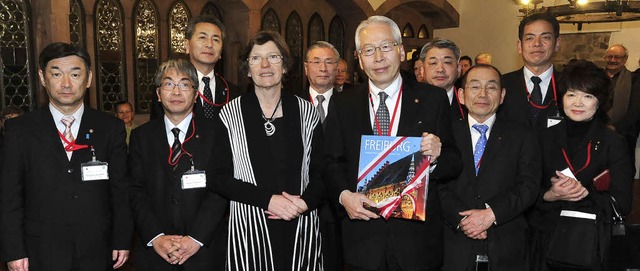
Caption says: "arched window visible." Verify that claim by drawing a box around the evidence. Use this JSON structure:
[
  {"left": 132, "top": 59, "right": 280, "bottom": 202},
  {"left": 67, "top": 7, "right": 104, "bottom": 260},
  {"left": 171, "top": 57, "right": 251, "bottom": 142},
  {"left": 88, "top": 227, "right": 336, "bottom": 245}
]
[
  {"left": 1, "top": 0, "right": 36, "bottom": 111},
  {"left": 133, "top": 0, "right": 159, "bottom": 114},
  {"left": 402, "top": 23, "right": 414, "bottom": 38},
  {"left": 261, "top": 8, "right": 280, "bottom": 33},
  {"left": 307, "top": 13, "right": 324, "bottom": 45},
  {"left": 328, "top": 15, "right": 344, "bottom": 58},
  {"left": 95, "top": 0, "right": 126, "bottom": 112},
  {"left": 69, "top": 0, "right": 86, "bottom": 48},
  {"left": 200, "top": 1, "right": 222, "bottom": 21},
  {"left": 418, "top": 25, "right": 429, "bottom": 39},
  {"left": 285, "top": 11, "right": 303, "bottom": 93},
  {"left": 168, "top": 1, "right": 191, "bottom": 57}
]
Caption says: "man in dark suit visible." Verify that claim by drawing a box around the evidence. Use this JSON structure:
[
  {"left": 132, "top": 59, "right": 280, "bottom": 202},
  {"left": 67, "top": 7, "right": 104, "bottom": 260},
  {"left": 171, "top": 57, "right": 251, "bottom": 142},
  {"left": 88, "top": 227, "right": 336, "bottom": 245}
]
[
  {"left": 439, "top": 64, "right": 540, "bottom": 270},
  {"left": 151, "top": 15, "right": 239, "bottom": 120},
  {"left": 420, "top": 38, "right": 466, "bottom": 121},
  {"left": 500, "top": 13, "right": 565, "bottom": 130},
  {"left": 129, "top": 59, "right": 227, "bottom": 271},
  {"left": 0, "top": 42, "right": 132, "bottom": 271},
  {"left": 324, "top": 15, "right": 462, "bottom": 271},
  {"left": 302, "top": 40, "right": 343, "bottom": 271},
  {"left": 335, "top": 59, "right": 353, "bottom": 93}
]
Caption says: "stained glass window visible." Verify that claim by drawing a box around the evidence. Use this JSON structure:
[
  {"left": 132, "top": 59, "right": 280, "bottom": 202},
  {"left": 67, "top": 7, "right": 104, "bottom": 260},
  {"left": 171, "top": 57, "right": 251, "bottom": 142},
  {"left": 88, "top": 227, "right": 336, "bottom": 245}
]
[
  {"left": 307, "top": 13, "right": 324, "bottom": 46},
  {"left": 169, "top": 1, "right": 190, "bottom": 56},
  {"left": 262, "top": 8, "right": 281, "bottom": 33},
  {"left": 402, "top": 23, "right": 414, "bottom": 38},
  {"left": 285, "top": 11, "right": 303, "bottom": 93},
  {"left": 200, "top": 1, "right": 222, "bottom": 21},
  {"left": 133, "top": 0, "right": 159, "bottom": 114},
  {"left": 95, "top": 0, "right": 126, "bottom": 112},
  {"left": 418, "top": 25, "right": 429, "bottom": 39},
  {"left": 328, "top": 15, "right": 344, "bottom": 58},
  {"left": 69, "top": 0, "right": 85, "bottom": 48},
  {"left": 1, "top": 0, "right": 35, "bottom": 111}
]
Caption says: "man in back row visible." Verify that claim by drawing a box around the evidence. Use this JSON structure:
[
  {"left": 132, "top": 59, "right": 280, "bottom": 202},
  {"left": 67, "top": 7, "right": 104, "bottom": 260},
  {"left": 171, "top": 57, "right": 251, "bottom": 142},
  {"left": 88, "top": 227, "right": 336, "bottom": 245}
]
[{"left": 420, "top": 38, "right": 465, "bottom": 121}]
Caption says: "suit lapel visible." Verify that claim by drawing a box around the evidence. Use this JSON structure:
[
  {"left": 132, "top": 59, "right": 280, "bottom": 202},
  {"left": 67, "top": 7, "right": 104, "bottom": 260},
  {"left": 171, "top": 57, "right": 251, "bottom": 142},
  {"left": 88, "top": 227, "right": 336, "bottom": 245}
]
[
  {"left": 36, "top": 109, "right": 73, "bottom": 165},
  {"left": 456, "top": 121, "right": 477, "bottom": 178},
  {"left": 71, "top": 110, "right": 95, "bottom": 164},
  {"left": 397, "top": 82, "right": 419, "bottom": 136},
  {"left": 477, "top": 119, "right": 505, "bottom": 176},
  {"left": 357, "top": 86, "right": 374, "bottom": 135}
]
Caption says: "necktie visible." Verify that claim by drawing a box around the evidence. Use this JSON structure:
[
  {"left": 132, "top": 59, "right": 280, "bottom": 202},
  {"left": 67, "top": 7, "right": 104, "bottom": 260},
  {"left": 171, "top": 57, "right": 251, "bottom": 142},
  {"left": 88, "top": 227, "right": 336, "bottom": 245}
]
[
  {"left": 375, "top": 92, "right": 390, "bottom": 135},
  {"left": 472, "top": 124, "right": 488, "bottom": 175},
  {"left": 530, "top": 76, "right": 543, "bottom": 127},
  {"left": 61, "top": 116, "right": 75, "bottom": 160},
  {"left": 202, "top": 77, "right": 215, "bottom": 119},
  {"left": 170, "top": 128, "right": 182, "bottom": 170},
  {"left": 316, "top": 94, "right": 326, "bottom": 123}
]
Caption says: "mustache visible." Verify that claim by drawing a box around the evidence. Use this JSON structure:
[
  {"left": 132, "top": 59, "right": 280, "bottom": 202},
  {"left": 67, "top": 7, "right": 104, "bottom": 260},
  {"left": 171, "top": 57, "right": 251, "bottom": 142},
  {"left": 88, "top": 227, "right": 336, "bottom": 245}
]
[{"left": 607, "top": 62, "right": 620, "bottom": 65}]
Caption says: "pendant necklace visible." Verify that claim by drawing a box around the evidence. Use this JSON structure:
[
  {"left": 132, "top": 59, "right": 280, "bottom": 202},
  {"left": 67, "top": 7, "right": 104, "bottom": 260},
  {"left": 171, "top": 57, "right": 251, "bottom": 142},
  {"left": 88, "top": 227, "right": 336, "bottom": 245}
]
[{"left": 261, "top": 95, "right": 282, "bottom": 136}]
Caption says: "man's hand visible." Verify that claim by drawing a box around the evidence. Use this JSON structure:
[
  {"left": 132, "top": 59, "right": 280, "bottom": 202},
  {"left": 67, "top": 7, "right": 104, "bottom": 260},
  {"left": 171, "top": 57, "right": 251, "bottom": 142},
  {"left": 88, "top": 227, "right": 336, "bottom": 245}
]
[
  {"left": 172, "top": 236, "right": 201, "bottom": 265},
  {"left": 340, "top": 190, "right": 379, "bottom": 220},
  {"left": 112, "top": 250, "right": 129, "bottom": 269},
  {"left": 267, "top": 195, "right": 304, "bottom": 220},
  {"left": 543, "top": 171, "right": 589, "bottom": 202},
  {"left": 152, "top": 235, "right": 182, "bottom": 264},
  {"left": 420, "top": 132, "right": 442, "bottom": 161},
  {"left": 7, "top": 258, "right": 28, "bottom": 271},
  {"left": 459, "top": 208, "right": 495, "bottom": 239}
]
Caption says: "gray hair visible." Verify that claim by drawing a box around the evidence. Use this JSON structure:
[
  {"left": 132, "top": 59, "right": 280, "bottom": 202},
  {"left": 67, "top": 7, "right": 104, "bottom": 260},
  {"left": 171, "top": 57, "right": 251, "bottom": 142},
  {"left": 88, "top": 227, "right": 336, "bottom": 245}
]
[
  {"left": 305, "top": 41, "right": 340, "bottom": 61},
  {"left": 607, "top": 44, "right": 628, "bottom": 57},
  {"left": 154, "top": 58, "right": 199, "bottom": 90},
  {"left": 419, "top": 38, "right": 461, "bottom": 62},
  {"left": 355, "top": 16, "right": 402, "bottom": 50},
  {"left": 475, "top": 53, "right": 493, "bottom": 64}
]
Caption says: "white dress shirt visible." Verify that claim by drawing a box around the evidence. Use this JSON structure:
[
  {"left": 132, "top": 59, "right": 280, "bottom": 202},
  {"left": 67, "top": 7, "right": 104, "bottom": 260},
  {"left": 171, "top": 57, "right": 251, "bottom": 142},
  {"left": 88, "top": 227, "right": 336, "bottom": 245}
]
[
  {"left": 197, "top": 69, "right": 216, "bottom": 105},
  {"left": 309, "top": 87, "right": 334, "bottom": 116},
  {"left": 523, "top": 65, "right": 554, "bottom": 102},
  {"left": 467, "top": 114, "right": 497, "bottom": 153},
  {"left": 368, "top": 75, "right": 403, "bottom": 136}
]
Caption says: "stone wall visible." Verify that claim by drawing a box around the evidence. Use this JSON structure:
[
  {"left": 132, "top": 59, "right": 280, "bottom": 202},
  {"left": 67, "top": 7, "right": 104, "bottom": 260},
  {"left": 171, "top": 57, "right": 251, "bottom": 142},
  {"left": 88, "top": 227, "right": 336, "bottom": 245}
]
[{"left": 553, "top": 32, "right": 611, "bottom": 70}]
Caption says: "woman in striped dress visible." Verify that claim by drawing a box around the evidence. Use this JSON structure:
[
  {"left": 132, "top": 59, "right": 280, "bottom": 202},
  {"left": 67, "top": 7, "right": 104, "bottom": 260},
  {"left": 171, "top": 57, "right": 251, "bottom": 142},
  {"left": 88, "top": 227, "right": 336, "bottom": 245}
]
[{"left": 212, "top": 31, "right": 324, "bottom": 271}]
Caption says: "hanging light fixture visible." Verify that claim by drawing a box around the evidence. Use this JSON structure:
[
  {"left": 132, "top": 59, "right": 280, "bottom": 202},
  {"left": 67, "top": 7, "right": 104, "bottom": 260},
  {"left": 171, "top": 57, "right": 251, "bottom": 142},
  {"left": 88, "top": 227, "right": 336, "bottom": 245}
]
[{"left": 519, "top": 0, "right": 640, "bottom": 30}]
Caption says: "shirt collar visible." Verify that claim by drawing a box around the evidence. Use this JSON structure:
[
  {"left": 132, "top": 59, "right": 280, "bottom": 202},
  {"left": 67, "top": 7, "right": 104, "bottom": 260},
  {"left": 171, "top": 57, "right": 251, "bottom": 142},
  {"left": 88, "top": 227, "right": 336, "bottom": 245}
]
[
  {"left": 309, "top": 87, "right": 334, "bottom": 102},
  {"left": 368, "top": 75, "right": 403, "bottom": 99},
  {"left": 523, "top": 65, "right": 553, "bottom": 82},
  {"left": 467, "top": 113, "right": 497, "bottom": 133},
  {"left": 446, "top": 85, "right": 455, "bottom": 105},
  {"left": 164, "top": 113, "right": 193, "bottom": 137},
  {"left": 49, "top": 103, "right": 85, "bottom": 123}
]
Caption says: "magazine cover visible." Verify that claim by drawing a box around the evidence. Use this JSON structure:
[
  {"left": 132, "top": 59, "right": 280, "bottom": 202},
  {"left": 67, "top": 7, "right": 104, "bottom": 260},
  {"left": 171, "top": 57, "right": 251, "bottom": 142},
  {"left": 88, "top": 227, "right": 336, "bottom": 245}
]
[{"left": 357, "top": 135, "right": 430, "bottom": 221}]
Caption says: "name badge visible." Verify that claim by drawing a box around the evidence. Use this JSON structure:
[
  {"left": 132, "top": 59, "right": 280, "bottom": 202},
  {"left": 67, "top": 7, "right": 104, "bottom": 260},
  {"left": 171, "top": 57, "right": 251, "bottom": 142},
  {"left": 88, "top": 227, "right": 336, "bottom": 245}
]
[
  {"left": 181, "top": 170, "right": 206, "bottom": 189},
  {"left": 547, "top": 116, "right": 563, "bottom": 128},
  {"left": 81, "top": 161, "right": 109, "bottom": 181}
]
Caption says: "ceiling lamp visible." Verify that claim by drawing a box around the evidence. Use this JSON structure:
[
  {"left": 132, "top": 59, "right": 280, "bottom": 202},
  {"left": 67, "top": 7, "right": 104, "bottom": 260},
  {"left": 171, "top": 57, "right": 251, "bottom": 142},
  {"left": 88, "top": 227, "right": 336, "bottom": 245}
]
[{"left": 519, "top": 0, "right": 640, "bottom": 30}]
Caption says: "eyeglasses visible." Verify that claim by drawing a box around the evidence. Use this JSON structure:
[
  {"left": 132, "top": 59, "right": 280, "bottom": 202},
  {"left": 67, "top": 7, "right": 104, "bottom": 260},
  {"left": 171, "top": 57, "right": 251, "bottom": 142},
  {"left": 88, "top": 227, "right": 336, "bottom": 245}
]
[
  {"left": 605, "top": 55, "right": 626, "bottom": 61},
  {"left": 306, "top": 59, "right": 339, "bottom": 67},
  {"left": 466, "top": 84, "right": 501, "bottom": 94},
  {"left": 248, "top": 55, "right": 284, "bottom": 65},
  {"left": 358, "top": 42, "right": 399, "bottom": 56},
  {"left": 159, "top": 82, "right": 194, "bottom": 91}
]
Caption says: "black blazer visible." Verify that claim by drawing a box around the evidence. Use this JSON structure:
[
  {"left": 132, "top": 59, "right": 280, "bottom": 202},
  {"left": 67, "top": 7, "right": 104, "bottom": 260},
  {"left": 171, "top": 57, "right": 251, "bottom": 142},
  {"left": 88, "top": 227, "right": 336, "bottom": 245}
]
[
  {"left": 528, "top": 118, "right": 634, "bottom": 233},
  {"left": 129, "top": 114, "right": 227, "bottom": 271},
  {"left": 0, "top": 107, "right": 132, "bottom": 269},
  {"left": 324, "top": 75, "right": 462, "bottom": 270},
  {"left": 439, "top": 116, "right": 540, "bottom": 270},
  {"left": 450, "top": 87, "right": 466, "bottom": 122},
  {"left": 150, "top": 74, "right": 240, "bottom": 120},
  {"left": 500, "top": 68, "right": 565, "bottom": 130}
]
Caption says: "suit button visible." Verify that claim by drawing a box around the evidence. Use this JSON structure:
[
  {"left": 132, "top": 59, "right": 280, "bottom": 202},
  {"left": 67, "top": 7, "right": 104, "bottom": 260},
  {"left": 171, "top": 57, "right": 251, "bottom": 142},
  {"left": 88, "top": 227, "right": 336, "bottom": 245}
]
[
  {"left": 171, "top": 198, "right": 179, "bottom": 204},
  {"left": 67, "top": 169, "right": 73, "bottom": 173},
  {"left": 73, "top": 195, "right": 79, "bottom": 199},
  {"left": 476, "top": 195, "right": 481, "bottom": 199}
]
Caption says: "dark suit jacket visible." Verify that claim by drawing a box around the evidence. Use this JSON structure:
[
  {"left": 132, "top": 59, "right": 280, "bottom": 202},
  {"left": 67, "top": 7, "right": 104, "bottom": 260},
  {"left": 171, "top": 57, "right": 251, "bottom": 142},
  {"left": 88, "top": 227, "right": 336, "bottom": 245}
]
[
  {"left": 500, "top": 68, "right": 565, "bottom": 130},
  {"left": 450, "top": 88, "right": 465, "bottom": 122},
  {"left": 439, "top": 116, "right": 540, "bottom": 271},
  {"left": 0, "top": 107, "right": 131, "bottom": 270},
  {"left": 324, "top": 75, "right": 462, "bottom": 270},
  {"left": 129, "top": 114, "right": 228, "bottom": 271},
  {"left": 528, "top": 118, "right": 634, "bottom": 233},
  {"left": 150, "top": 74, "right": 240, "bottom": 120}
]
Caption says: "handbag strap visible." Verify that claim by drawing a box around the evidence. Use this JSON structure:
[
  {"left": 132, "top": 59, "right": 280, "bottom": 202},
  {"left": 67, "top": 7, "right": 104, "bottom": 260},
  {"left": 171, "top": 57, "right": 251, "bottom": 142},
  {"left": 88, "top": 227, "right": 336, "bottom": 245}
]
[{"left": 610, "top": 195, "right": 624, "bottom": 221}]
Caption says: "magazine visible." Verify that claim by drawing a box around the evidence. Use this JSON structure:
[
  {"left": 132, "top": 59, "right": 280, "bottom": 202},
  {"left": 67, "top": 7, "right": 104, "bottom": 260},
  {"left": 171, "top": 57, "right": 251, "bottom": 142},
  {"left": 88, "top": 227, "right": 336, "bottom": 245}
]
[{"left": 357, "top": 135, "right": 430, "bottom": 221}]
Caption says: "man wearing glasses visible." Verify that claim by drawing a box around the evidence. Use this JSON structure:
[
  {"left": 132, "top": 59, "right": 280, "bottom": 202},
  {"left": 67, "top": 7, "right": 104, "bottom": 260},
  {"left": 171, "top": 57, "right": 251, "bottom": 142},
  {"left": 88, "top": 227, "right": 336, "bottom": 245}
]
[
  {"left": 324, "top": 15, "right": 461, "bottom": 271},
  {"left": 603, "top": 44, "right": 640, "bottom": 175},
  {"left": 129, "top": 58, "right": 227, "bottom": 270}
]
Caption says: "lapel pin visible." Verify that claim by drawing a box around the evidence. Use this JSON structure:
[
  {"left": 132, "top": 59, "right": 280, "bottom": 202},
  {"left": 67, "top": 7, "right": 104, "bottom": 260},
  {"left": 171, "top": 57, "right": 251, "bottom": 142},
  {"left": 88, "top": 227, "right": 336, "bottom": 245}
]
[
  {"left": 195, "top": 134, "right": 200, "bottom": 139},
  {"left": 89, "top": 129, "right": 94, "bottom": 133},
  {"left": 415, "top": 99, "right": 419, "bottom": 103}
]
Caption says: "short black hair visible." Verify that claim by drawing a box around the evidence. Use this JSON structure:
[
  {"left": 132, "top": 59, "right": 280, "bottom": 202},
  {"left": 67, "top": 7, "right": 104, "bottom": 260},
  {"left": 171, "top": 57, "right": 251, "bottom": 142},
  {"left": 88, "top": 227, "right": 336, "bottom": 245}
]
[
  {"left": 460, "top": 55, "right": 472, "bottom": 64},
  {"left": 38, "top": 42, "right": 91, "bottom": 73},
  {"left": 518, "top": 12, "right": 560, "bottom": 41},
  {"left": 560, "top": 60, "right": 611, "bottom": 119},
  {"left": 185, "top": 15, "right": 226, "bottom": 40},
  {"left": 460, "top": 64, "right": 503, "bottom": 89}
]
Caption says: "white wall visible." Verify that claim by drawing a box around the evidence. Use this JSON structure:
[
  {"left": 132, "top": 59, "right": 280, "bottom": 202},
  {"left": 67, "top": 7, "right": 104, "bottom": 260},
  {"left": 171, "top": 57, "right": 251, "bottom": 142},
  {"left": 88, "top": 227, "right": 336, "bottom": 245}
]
[{"left": 434, "top": 0, "right": 640, "bottom": 72}]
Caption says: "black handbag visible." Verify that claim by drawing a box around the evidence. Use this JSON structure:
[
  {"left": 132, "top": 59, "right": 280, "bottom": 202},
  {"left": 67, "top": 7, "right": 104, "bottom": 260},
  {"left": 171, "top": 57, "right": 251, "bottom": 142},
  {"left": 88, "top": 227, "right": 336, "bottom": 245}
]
[{"left": 546, "top": 209, "right": 604, "bottom": 270}]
